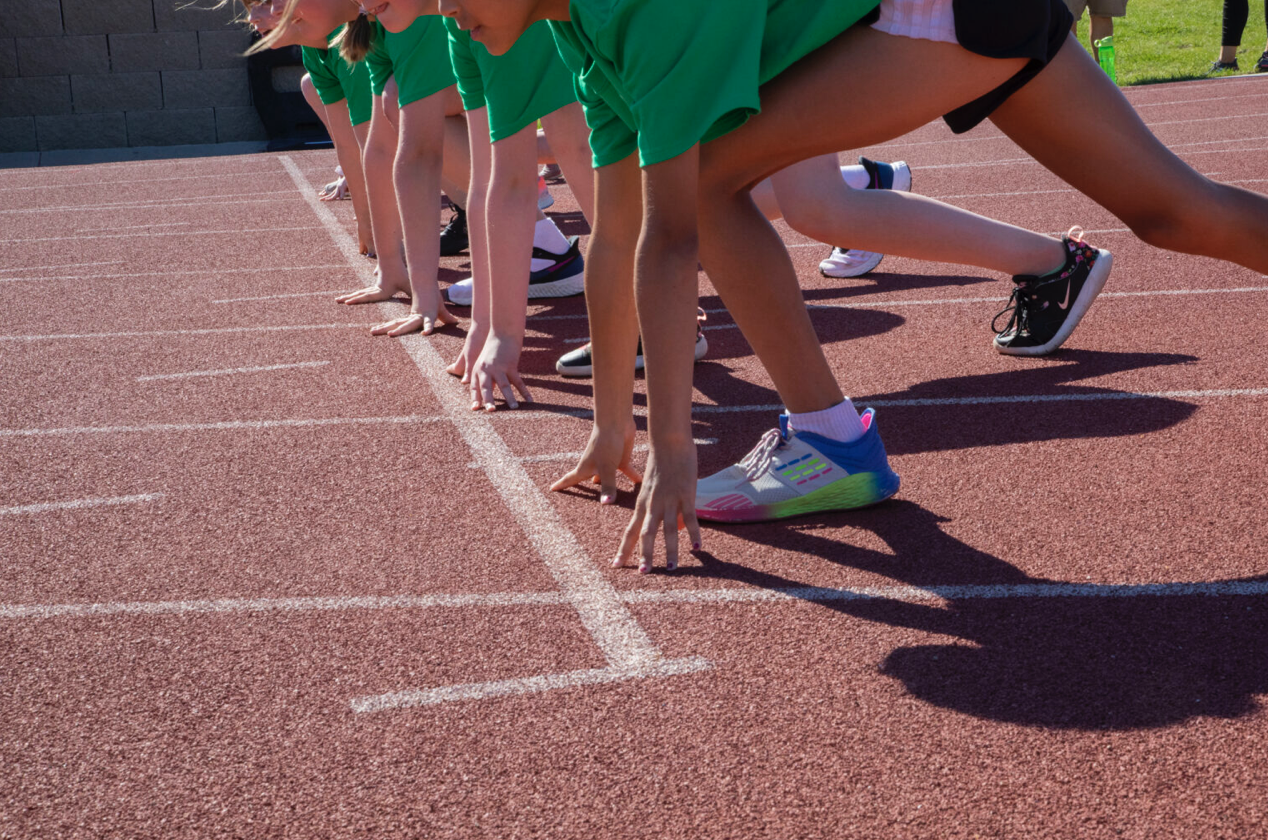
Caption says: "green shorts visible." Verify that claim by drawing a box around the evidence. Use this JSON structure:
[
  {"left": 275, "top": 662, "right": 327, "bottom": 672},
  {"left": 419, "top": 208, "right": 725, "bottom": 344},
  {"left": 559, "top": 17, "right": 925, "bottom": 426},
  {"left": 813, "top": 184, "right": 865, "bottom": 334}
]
[
  {"left": 364, "top": 19, "right": 455, "bottom": 107},
  {"left": 553, "top": 0, "right": 879, "bottom": 167},
  {"left": 302, "top": 29, "right": 374, "bottom": 127},
  {"left": 444, "top": 19, "right": 577, "bottom": 143}
]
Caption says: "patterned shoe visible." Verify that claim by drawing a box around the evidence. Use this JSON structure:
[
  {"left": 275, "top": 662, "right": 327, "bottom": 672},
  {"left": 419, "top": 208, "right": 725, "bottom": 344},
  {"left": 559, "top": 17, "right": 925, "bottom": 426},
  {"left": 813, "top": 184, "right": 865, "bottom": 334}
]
[
  {"left": 696, "top": 410, "right": 900, "bottom": 523},
  {"left": 992, "top": 228, "right": 1113, "bottom": 357}
]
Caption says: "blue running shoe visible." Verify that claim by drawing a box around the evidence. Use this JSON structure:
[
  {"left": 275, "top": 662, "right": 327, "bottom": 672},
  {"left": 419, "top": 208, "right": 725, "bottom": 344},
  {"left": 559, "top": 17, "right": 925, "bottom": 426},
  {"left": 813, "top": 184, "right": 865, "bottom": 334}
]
[{"left": 696, "top": 410, "right": 900, "bottom": 523}]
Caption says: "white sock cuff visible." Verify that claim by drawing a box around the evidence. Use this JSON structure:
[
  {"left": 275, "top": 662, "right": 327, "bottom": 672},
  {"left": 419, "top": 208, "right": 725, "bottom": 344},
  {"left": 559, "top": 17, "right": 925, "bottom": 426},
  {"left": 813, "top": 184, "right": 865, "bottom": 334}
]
[
  {"left": 533, "top": 218, "right": 571, "bottom": 255},
  {"left": 786, "top": 398, "right": 866, "bottom": 443}
]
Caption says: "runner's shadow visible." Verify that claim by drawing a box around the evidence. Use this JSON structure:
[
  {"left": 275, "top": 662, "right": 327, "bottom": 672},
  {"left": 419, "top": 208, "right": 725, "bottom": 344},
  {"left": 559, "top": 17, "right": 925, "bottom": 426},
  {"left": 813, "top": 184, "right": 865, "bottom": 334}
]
[
  {"left": 801, "top": 272, "right": 995, "bottom": 302},
  {"left": 686, "top": 501, "right": 1268, "bottom": 730}
]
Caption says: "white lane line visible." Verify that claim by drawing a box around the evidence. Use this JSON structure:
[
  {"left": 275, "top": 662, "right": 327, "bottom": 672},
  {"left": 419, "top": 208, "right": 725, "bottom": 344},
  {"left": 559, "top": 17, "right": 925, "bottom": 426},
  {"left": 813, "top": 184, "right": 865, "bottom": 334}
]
[
  {"left": 351, "top": 657, "right": 712, "bottom": 713},
  {"left": 0, "top": 169, "right": 288, "bottom": 193},
  {"left": 685, "top": 388, "right": 1268, "bottom": 415},
  {"left": 1, "top": 226, "right": 321, "bottom": 245},
  {"left": 0, "top": 264, "right": 349, "bottom": 284},
  {"left": 0, "top": 260, "right": 124, "bottom": 274},
  {"left": 283, "top": 155, "right": 705, "bottom": 707},
  {"left": 469, "top": 438, "right": 719, "bottom": 469},
  {"left": 136, "top": 361, "right": 331, "bottom": 382},
  {"left": 0, "top": 415, "right": 445, "bottom": 439},
  {"left": 0, "top": 323, "right": 367, "bottom": 342},
  {"left": 1135, "top": 91, "right": 1268, "bottom": 108},
  {"left": 623, "top": 580, "right": 1268, "bottom": 606},
  {"left": 0, "top": 191, "right": 298, "bottom": 215},
  {"left": 0, "top": 591, "right": 568, "bottom": 620},
  {"left": 213, "top": 290, "right": 349, "bottom": 304},
  {"left": 77, "top": 222, "right": 190, "bottom": 233},
  {"left": 0, "top": 493, "right": 164, "bottom": 517},
  {"left": 498, "top": 387, "right": 1268, "bottom": 423},
  {"left": 7, "top": 577, "right": 1263, "bottom": 623},
  {"left": 798, "top": 285, "right": 1268, "bottom": 310}
]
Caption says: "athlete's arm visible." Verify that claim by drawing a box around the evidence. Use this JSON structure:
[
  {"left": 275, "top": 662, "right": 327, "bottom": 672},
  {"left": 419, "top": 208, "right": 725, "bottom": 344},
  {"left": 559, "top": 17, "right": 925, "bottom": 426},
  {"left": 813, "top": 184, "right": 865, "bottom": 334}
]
[
  {"left": 551, "top": 152, "right": 644, "bottom": 503},
  {"left": 612, "top": 145, "right": 704, "bottom": 573}
]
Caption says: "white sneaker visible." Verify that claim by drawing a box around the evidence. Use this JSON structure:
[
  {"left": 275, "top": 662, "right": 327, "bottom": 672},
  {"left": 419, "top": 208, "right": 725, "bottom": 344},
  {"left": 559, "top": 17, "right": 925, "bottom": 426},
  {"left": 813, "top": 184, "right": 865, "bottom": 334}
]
[{"left": 819, "top": 248, "right": 885, "bottom": 278}]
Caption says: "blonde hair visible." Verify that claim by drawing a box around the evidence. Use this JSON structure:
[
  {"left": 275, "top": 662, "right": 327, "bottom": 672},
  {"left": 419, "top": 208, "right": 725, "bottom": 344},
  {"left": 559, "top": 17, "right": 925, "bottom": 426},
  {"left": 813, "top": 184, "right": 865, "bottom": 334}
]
[
  {"left": 334, "top": 14, "right": 375, "bottom": 63},
  {"left": 246, "top": 0, "right": 303, "bottom": 55}
]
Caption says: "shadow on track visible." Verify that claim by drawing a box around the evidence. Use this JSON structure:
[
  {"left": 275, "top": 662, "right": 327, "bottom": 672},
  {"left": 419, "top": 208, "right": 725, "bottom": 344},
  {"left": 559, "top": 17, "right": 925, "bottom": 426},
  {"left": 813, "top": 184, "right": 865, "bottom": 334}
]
[{"left": 684, "top": 500, "right": 1268, "bottom": 730}]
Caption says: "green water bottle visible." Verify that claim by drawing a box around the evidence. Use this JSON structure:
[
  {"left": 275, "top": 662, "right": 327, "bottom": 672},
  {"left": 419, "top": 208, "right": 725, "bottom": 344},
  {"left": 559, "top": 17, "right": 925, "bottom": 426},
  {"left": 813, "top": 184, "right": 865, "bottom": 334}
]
[{"left": 1096, "top": 35, "right": 1117, "bottom": 84}]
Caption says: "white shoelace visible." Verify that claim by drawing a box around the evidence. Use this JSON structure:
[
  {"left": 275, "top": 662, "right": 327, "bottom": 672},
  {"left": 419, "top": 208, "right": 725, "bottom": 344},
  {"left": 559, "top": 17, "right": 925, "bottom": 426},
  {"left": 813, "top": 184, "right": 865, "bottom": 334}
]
[{"left": 740, "top": 429, "right": 785, "bottom": 481}]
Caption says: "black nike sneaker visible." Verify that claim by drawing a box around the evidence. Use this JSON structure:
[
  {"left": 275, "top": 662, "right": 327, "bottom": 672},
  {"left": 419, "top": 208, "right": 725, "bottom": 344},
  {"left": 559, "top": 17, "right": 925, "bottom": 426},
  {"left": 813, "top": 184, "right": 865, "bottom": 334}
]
[
  {"left": 439, "top": 204, "right": 468, "bottom": 257},
  {"left": 445, "top": 236, "right": 586, "bottom": 307},
  {"left": 993, "top": 228, "right": 1113, "bottom": 356}
]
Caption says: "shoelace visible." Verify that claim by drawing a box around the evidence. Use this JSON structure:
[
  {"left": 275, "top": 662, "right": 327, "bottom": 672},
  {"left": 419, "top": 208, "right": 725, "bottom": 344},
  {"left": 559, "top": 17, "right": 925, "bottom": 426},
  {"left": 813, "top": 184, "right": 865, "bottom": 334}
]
[
  {"left": 991, "top": 226, "right": 1085, "bottom": 336},
  {"left": 739, "top": 428, "right": 786, "bottom": 481}
]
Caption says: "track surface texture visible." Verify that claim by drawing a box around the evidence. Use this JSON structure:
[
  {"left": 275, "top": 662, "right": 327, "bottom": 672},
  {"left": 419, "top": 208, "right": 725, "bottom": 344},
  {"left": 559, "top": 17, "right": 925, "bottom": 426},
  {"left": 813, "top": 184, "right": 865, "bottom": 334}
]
[{"left": 3, "top": 75, "right": 1268, "bottom": 839}]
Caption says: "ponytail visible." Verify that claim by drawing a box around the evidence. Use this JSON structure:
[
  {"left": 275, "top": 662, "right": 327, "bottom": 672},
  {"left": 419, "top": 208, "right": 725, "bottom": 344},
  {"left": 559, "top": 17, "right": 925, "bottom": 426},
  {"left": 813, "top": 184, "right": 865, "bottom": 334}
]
[{"left": 336, "top": 14, "right": 375, "bottom": 64}]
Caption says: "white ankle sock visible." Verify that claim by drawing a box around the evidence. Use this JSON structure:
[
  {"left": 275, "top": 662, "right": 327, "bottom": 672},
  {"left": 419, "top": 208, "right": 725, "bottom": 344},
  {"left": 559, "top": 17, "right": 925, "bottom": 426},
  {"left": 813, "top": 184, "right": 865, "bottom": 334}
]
[
  {"left": 787, "top": 399, "right": 866, "bottom": 443},
  {"left": 840, "top": 165, "right": 870, "bottom": 191},
  {"left": 534, "top": 218, "right": 570, "bottom": 255}
]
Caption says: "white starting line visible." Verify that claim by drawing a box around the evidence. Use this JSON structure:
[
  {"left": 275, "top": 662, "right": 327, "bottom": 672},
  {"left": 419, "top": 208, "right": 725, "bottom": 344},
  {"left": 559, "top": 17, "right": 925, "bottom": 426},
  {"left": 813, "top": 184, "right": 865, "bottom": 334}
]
[
  {"left": 0, "top": 414, "right": 445, "bottom": 439},
  {"left": 0, "top": 493, "right": 164, "bottom": 517},
  {"left": 136, "top": 361, "right": 331, "bottom": 382}
]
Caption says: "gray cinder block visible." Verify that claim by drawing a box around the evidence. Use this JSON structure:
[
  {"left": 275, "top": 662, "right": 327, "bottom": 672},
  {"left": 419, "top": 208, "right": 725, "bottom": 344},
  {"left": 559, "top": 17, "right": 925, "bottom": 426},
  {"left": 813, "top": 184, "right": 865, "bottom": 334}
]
[
  {"left": 71, "top": 72, "right": 163, "bottom": 113},
  {"left": 108, "top": 31, "right": 200, "bottom": 72},
  {"left": 198, "top": 29, "right": 253, "bottom": 69},
  {"left": 126, "top": 107, "right": 216, "bottom": 145},
  {"left": 1, "top": 39, "right": 18, "bottom": 78},
  {"left": 214, "top": 106, "right": 267, "bottom": 142},
  {"left": 62, "top": 0, "right": 156, "bottom": 36},
  {"left": 154, "top": 0, "right": 240, "bottom": 33},
  {"left": 0, "top": 0, "right": 63, "bottom": 39},
  {"left": 16, "top": 35, "right": 109, "bottom": 76},
  {"left": 0, "top": 116, "right": 38, "bottom": 153},
  {"left": 0, "top": 76, "right": 72, "bottom": 117},
  {"left": 35, "top": 112, "right": 128, "bottom": 150},
  {"left": 162, "top": 68, "right": 250, "bottom": 109}
]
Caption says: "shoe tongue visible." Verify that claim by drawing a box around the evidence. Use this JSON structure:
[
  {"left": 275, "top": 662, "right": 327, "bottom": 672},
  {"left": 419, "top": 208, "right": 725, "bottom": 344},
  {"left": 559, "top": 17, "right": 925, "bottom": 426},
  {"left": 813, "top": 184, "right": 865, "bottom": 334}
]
[{"left": 778, "top": 412, "right": 790, "bottom": 440}]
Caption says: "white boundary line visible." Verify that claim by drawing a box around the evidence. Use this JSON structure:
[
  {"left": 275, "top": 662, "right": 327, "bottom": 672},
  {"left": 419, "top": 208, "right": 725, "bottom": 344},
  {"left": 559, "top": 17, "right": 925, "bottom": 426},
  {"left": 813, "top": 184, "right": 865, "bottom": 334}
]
[
  {"left": 0, "top": 260, "right": 124, "bottom": 274},
  {"left": 0, "top": 322, "right": 368, "bottom": 342},
  {"left": 0, "top": 264, "right": 349, "bottom": 285},
  {"left": 5, "top": 578, "right": 1264, "bottom": 623},
  {"left": 494, "top": 387, "right": 1268, "bottom": 424},
  {"left": 212, "top": 290, "right": 349, "bottom": 304},
  {"left": 0, "top": 493, "right": 164, "bottom": 517},
  {"left": 470, "top": 438, "right": 719, "bottom": 469},
  {"left": 136, "top": 361, "right": 331, "bottom": 382},
  {"left": 0, "top": 191, "right": 298, "bottom": 215},
  {"left": 0, "top": 415, "right": 445, "bottom": 439},
  {"left": 1, "top": 225, "right": 320, "bottom": 245},
  {"left": 0, "top": 169, "right": 289, "bottom": 192},
  {"left": 281, "top": 155, "right": 708, "bottom": 712}
]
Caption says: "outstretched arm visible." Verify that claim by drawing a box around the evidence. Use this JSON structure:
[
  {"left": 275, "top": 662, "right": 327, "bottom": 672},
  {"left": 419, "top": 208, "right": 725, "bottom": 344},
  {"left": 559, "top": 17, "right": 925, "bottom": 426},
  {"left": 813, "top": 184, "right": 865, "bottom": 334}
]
[
  {"left": 612, "top": 146, "right": 704, "bottom": 573},
  {"left": 550, "top": 153, "right": 643, "bottom": 504}
]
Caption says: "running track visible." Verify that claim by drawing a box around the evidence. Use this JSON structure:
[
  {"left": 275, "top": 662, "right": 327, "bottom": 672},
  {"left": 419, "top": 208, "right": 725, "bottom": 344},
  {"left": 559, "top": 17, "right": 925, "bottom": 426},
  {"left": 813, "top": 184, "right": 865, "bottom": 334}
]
[{"left": 2, "top": 75, "right": 1267, "bottom": 838}]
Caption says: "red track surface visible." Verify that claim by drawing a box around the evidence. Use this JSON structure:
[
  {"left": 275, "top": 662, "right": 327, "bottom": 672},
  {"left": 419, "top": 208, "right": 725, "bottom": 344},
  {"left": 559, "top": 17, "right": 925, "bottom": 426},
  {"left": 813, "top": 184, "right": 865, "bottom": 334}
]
[{"left": 3, "top": 75, "right": 1268, "bottom": 838}]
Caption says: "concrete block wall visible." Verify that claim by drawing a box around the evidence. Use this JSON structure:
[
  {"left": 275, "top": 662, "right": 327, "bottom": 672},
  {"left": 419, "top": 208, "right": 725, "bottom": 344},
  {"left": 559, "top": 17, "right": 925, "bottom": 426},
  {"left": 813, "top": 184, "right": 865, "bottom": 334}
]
[{"left": 0, "top": 0, "right": 266, "bottom": 152}]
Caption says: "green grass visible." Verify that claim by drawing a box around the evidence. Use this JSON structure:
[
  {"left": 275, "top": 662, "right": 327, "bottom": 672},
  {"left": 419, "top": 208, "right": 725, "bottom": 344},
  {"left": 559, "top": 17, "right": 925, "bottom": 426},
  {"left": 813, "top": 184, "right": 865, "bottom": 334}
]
[{"left": 1071, "top": 0, "right": 1267, "bottom": 85}]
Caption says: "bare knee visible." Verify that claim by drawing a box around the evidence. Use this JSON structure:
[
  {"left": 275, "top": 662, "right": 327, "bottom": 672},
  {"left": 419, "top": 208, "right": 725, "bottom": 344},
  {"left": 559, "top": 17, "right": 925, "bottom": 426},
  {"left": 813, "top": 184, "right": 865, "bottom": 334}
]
[{"left": 779, "top": 190, "right": 850, "bottom": 245}]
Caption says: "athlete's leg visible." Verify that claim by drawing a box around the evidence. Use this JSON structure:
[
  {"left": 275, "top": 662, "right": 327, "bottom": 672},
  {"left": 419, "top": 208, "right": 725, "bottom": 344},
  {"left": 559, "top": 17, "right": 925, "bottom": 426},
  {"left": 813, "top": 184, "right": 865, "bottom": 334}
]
[
  {"left": 990, "top": 34, "right": 1268, "bottom": 272},
  {"left": 539, "top": 101, "right": 596, "bottom": 222}
]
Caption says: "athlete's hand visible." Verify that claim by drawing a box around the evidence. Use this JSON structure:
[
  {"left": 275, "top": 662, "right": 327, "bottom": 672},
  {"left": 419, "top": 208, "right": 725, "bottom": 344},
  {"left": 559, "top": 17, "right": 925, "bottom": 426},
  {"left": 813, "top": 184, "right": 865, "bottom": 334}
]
[
  {"left": 614, "top": 439, "right": 701, "bottom": 574},
  {"left": 336, "top": 279, "right": 409, "bottom": 305},
  {"left": 469, "top": 333, "right": 533, "bottom": 411},
  {"left": 447, "top": 321, "right": 489, "bottom": 382},
  {"left": 551, "top": 422, "right": 642, "bottom": 505},
  {"left": 371, "top": 296, "right": 458, "bottom": 337}
]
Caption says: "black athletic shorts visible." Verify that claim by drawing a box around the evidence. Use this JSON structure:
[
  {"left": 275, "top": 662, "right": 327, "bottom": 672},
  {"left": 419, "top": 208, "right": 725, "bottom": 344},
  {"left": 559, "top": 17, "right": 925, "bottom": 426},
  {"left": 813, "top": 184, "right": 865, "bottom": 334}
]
[{"left": 943, "top": 0, "right": 1076, "bottom": 132}]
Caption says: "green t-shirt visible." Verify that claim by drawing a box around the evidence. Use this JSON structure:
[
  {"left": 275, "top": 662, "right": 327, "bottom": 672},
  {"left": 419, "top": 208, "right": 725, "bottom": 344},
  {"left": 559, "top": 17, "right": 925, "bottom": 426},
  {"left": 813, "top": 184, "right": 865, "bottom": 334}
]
[
  {"left": 301, "top": 26, "right": 373, "bottom": 127},
  {"left": 363, "top": 18, "right": 455, "bottom": 108},
  {"left": 444, "top": 18, "right": 576, "bottom": 143},
  {"left": 551, "top": 0, "right": 880, "bottom": 168}
]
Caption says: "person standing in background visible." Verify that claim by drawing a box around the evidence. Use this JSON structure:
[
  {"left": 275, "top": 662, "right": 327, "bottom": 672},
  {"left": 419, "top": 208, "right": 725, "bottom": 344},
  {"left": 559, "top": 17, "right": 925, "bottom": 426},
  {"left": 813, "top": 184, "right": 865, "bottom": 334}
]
[
  {"left": 1064, "top": 0, "right": 1127, "bottom": 54},
  {"left": 1211, "top": 0, "right": 1268, "bottom": 73}
]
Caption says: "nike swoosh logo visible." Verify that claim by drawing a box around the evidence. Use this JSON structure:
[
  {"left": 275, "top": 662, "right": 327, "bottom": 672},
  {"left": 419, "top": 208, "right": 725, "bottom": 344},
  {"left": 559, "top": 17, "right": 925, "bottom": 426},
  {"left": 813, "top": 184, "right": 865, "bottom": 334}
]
[{"left": 1057, "top": 282, "right": 1073, "bottom": 310}]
